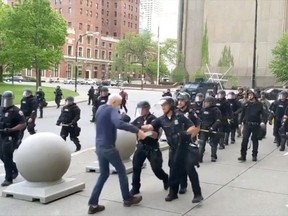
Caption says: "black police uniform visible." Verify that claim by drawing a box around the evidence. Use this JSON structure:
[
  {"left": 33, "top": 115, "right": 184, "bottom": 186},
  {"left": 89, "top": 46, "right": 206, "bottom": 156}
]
[
  {"left": 88, "top": 87, "right": 95, "bottom": 105},
  {"left": 130, "top": 113, "right": 169, "bottom": 194},
  {"left": 198, "top": 104, "right": 222, "bottom": 162},
  {"left": 57, "top": 103, "right": 81, "bottom": 151},
  {"left": 191, "top": 101, "right": 203, "bottom": 116},
  {"left": 269, "top": 99, "right": 288, "bottom": 146},
  {"left": 54, "top": 88, "right": 63, "bottom": 108},
  {"left": 0, "top": 105, "right": 26, "bottom": 184},
  {"left": 279, "top": 107, "right": 288, "bottom": 151},
  {"left": 91, "top": 94, "right": 109, "bottom": 122},
  {"left": 151, "top": 112, "right": 202, "bottom": 202},
  {"left": 36, "top": 90, "right": 45, "bottom": 118},
  {"left": 215, "top": 98, "right": 233, "bottom": 148},
  {"left": 239, "top": 100, "right": 267, "bottom": 161},
  {"left": 176, "top": 107, "right": 201, "bottom": 193},
  {"left": 227, "top": 98, "right": 242, "bottom": 143},
  {"left": 162, "top": 92, "right": 172, "bottom": 97},
  {"left": 20, "top": 95, "right": 38, "bottom": 135}
]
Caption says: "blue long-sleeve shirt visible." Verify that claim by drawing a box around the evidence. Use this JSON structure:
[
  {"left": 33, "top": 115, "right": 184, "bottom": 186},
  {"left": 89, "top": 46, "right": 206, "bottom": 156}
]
[{"left": 95, "top": 104, "right": 139, "bottom": 149}]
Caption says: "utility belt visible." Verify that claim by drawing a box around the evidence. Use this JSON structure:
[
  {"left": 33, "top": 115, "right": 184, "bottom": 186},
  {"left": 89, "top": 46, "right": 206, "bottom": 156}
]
[
  {"left": 245, "top": 121, "right": 260, "bottom": 126},
  {"left": 137, "top": 141, "right": 159, "bottom": 151}
]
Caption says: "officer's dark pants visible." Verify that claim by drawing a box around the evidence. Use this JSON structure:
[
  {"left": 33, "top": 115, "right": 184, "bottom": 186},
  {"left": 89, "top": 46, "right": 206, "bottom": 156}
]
[
  {"left": 240, "top": 123, "right": 260, "bottom": 157},
  {"left": 38, "top": 105, "right": 43, "bottom": 118},
  {"left": 60, "top": 126, "right": 81, "bottom": 149},
  {"left": 219, "top": 120, "right": 230, "bottom": 147},
  {"left": 132, "top": 143, "right": 168, "bottom": 191},
  {"left": 120, "top": 101, "right": 128, "bottom": 113},
  {"left": 273, "top": 119, "right": 282, "bottom": 146},
  {"left": 55, "top": 98, "right": 61, "bottom": 108},
  {"left": 228, "top": 120, "right": 238, "bottom": 143},
  {"left": 0, "top": 136, "right": 18, "bottom": 182},
  {"left": 27, "top": 118, "right": 36, "bottom": 135},
  {"left": 91, "top": 106, "right": 96, "bottom": 122},
  {"left": 88, "top": 96, "right": 93, "bottom": 105},
  {"left": 198, "top": 131, "right": 218, "bottom": 160}
]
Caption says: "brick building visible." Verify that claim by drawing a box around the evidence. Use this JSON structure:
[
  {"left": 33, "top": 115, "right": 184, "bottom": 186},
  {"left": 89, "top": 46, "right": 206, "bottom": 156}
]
[{"left": 7, "top": 0, "right": 140, "bottom": 80}]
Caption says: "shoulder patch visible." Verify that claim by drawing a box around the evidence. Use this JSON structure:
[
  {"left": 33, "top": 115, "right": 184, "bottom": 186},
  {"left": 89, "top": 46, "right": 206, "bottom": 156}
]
[{"left": 19, "top": 110, "right": 24, "bottom": 116}]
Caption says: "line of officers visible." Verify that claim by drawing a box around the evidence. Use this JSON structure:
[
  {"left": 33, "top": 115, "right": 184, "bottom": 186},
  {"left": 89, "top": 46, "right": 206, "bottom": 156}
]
[{"left": 0, "top": 89, "right": 82, "bottom": 187}]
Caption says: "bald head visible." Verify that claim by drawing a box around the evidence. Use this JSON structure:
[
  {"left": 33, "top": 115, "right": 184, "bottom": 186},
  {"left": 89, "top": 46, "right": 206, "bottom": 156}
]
[{"left": 107, "top": 94, "right": 122, "bottom": 107}]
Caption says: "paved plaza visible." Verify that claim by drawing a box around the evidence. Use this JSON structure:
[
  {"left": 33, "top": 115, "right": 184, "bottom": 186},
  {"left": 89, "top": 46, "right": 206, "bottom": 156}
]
[{"left": 0, "top": 84, "right": 287, "bottom": 215}]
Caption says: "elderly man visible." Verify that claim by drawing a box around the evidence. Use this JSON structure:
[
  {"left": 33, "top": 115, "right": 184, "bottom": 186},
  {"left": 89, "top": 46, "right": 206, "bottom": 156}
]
[{"left": 88, "top": 94, "right": 146, "bottom": 214}]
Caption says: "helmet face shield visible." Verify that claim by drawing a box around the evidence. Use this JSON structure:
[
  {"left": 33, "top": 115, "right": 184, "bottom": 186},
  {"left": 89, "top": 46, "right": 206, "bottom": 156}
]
[
  {"left": 195, "top": 96, "right": 203, "bottom": 102},
  {"left": 1, "top": 91, "right": 14, "bottom": 108}
]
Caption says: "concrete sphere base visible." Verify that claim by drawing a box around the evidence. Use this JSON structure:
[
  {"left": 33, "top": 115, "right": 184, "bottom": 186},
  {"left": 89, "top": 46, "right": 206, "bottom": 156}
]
[
  {"left": 15, "top": 132, "right": 71, "bottom": 182},
  {"left": 115, "top": 130, "right": 137, "bottom": 161}
]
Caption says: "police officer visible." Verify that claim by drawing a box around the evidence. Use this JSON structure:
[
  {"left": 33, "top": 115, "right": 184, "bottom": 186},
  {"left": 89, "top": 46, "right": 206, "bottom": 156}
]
[
  {"left": 36, "top": 87, "right": 46, "bottom": 118},
  {"left": 56, "top": 96, "right": 81, "bottom": 152},
  {"left": 191, "top": 93, "right": 204, "bottom": 116},
  {"left": 269, "top": 91, "right": 288, "bottom": 147},
  {"left": 227, "top": 92, "right": 242, "bottom": 144},
  {"left": 238, "top": 91, "right": 267, "bottom": 162},
  {"left": 279, "top": 106, "right": 288, "bottom": 151},
  {"left": 215, "top": 90, "right": 233, "bottom": 149},
  {"left": 198, "top": 96, "right": 222, "bottom": 162},
  {"left": 130, "top": 101, "right": 169, "bottom": 195},
  {"left": 90, "top": 86, "right": 110, "bottom": 122},
  {"left": 0, "top": 91, "right": 26, "bottom": 186},
  {"left": 236, "top": 87, "right": 244, "bottom": 100},
  {"left": 176, "top": 92, "right": 201, "bottom": 194},
  {"left": 162, "top": 89, "right": 172, "bottom": 97},
  {"left": 87, "top": 86, "right": 94, "bottom": 105},
  {"left": 54, "top": 86, "right": 63, "bottom": 108},
  {"left": 142, "top": 97, "right": 203, "bottom": 203},
  {"left": 20, "top": 89, "right": 38, "bottom": 135}
]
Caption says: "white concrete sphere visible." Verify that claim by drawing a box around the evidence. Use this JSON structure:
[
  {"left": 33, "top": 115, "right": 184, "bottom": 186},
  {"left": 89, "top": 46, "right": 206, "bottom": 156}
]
[
  {"left": 116, "top": 130, "right": 136, "bottom": 161},
  {"left": 15, "top": 132, "right": 71, "bottom": 182}
]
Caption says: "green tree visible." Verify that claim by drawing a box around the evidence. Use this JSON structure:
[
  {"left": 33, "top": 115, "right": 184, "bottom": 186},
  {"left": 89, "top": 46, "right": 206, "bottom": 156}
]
[
  {"left": 218, "top": 45, "right": 234, "bottom": 68},
  {"left": 270, "top": 32, "right": 288, "bottom": 82},
  {"left": 0, "top": 0, "right": 67, "bottom": 89},
  {"left": 201, "top": 22, "right": 209, "bottom": 66},
  {"left": 161, "top": 38, "right": 183, "bottom": 70}
]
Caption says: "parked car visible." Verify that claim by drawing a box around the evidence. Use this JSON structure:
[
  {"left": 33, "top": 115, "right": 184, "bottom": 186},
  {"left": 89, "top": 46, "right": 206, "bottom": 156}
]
[
  {"left": 181, "top": 81, "right": 220, "bottom": 99},
  {"left": 3, "top": 76, "right": 24, "bottom": 83},
  {"left": 85, "top": 79, "right": 96, "bottom": 85},
  {"left": 63, "top": 78, "right": 75, "bottom": 84},
  {"left": 77, "top": 78, "right": 86, "bottom": 85}
]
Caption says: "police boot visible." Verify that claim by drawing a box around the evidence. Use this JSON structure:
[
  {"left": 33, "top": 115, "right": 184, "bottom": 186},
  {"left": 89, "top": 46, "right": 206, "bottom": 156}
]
[
  {"left": 238, "top": 155, "right": 246, "bottom": 162},
  {"left": 224, "top": 133, "right": 229, "bottom": 146},
  {"left": 280, "top": 139, "right": 286, "bottom": 151},
  {"left": 39, "top": 110, "right": 43, "bottom": 118},
  {"left": 252, "top": 155, "right": 257, "bottom": 162},
  {"left": 192, "top": 194, "right": 204, "bottom": 203},
  {"left": 179, "top": 187, "right": 187, "bottom": 194},
  {"left": 72, "top": 138, "right": 81, "bottom": 152},
  {"left": 211, "top": 146, "right": 217, "bottom": 162},
  {"left": 165, "top": 188, "right": 178, "bottom": 201}
]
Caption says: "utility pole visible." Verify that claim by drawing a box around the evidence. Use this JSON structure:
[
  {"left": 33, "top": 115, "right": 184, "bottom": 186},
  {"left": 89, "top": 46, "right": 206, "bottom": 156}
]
[{"left": 252, "top": 0, "right": 258, "bottom": 89}]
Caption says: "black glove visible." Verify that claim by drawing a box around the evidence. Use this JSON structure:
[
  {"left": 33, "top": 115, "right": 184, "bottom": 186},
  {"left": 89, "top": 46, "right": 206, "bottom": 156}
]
[
  {"left": 56, "top": 121, "right": 61, "bottom": 126},
  {"left": 2, "top": 128, "right": 13, "bottom": 134},
  {"left": 209, "top": 127, "right": 214, "bottom": 132}
]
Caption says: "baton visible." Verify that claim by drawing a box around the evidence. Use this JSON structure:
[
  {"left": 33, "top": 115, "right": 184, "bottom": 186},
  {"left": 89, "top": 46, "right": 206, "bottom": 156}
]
[
  {"left": 200, "top": 129, "right": 225, "bottom": 137},
  {"left": 62, "top": 124, "right": 73, "bottom": 127}
]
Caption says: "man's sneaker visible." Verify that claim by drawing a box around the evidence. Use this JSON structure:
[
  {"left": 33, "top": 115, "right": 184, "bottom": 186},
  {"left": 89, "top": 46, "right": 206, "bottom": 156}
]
[
  {"left": 163, "top": 180, "right": 169, "bottom": 190},
  {"left": 88, "top": 205, "right": 105, "bottom": 214},
  {"left": 273, "top": 139, "right": 277, "bottom": 143},
  {"left": 165, "top": 193, "right": 178, "bottom": 201},
  {"left": 238, "top": 156, "right": 246, "bottom": 162},
  {"left": 219, "top": 145, "right": 225, "bottom": 150},
  {"left": 211, "top": 157, "right": 217, "bottom": 162},
  {"left": 129, "top": 187, "right": 140, "bottom": 196},
  {"left": 179, "top": 187, "right": 187, "bottom": 194},
  {"left": 1, "top": 180, "right": 12, "bottom": 187},
  {"left": 280, "top": 146, "right": 285, "bottom": 151},
  {"left": 231, "top": 140, "right": 235, "bottom": 144},
  {"left": 252, "top": 156, "right": 257, "bottom": 162},
  {"left": 123, "top": 196, "right": 142, "bottom": 207},
  {"left": 12, "top": 171, "right": 18, "bottom": 180},
  {"left": 75, "top": 145, "right": 81, "bottom": 152},
  {"left": 192, "top": 194, "right": 204, "bottom": 203}
]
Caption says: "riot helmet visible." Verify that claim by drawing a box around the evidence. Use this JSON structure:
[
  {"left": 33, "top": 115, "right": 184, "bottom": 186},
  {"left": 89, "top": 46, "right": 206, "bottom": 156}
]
[
  {"left": 177, "top": 92, "right": 190, "bottom": 109},
  {"left": 278, "top": 91, "right": 288, "bottom": 101},
  {"left": 195, "top": 93, "right": 204, "bottom": 103},
  {"left": 23, "top": 89, "right": 32, "bottom": 98},
  {"left": 158, "top": 96, "right": 176, "bottom": 115},
  {"left": 101, "top": 86, "right": 109, "bottom": 96},
  {"left": 135, "top": 101, "right": 151, "bottom": 117},
  {"left": 203, "top": 96, "right": 215, "bottom": 108},
  {"left": 238, "top": 87, "right": 244, "bottom": 93},
  {"left": 1, "top": 91, "right": 14, "bottom": 108},
  {"left": 247, "top": 90, "right": 257, "bottom": 101},
  {"left": 65, "top": 96, "right": 74, "bottom": 105},
  {"left": 217, "top": 90, "right": 226, "bottom": 99},
  {"left": 260, "top": 91, "right": 267, "bottom": 99},
  {"left": 227, "top": 91, "right": 236, "bottom": 100}
]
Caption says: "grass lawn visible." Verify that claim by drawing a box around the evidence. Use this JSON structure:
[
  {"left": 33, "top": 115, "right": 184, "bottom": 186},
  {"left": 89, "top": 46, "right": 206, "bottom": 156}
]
[{"left": 0, "top": 83, "right": 78, "bottom": 104}]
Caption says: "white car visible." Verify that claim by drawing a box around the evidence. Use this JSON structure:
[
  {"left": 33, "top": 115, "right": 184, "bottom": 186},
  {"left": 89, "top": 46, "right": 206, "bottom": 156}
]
[{"left": 85, "top": 79, "right": 96, "bottom": 85}]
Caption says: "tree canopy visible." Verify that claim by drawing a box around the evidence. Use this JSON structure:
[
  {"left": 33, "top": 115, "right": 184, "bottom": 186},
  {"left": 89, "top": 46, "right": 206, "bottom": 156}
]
[
  {"left": 270, "top": 32, "right": 288, "bottom": 82},
  {"left": 0, "top": 0, "right": 67, "bottom": 89}
]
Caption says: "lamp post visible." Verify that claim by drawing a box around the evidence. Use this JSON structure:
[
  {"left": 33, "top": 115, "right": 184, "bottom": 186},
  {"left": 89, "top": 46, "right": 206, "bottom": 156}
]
[{"left": 252, "top": 0, "right": 258, "bottom": 89}]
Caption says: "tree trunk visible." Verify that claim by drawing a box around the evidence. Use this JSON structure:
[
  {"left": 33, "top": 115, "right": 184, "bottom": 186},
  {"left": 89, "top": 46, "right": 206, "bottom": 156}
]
[{"left": 0, "top": 65, "right": 3, "bottom": 83}]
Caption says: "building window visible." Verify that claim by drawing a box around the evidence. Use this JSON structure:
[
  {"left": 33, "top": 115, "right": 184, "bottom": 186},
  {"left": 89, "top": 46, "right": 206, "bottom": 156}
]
[
  {"left": 106, "top": 19, "right": 109, "bottom": 25},
  {"left": 90, "top": 1, "right": 92, "bottom": 7},
  {"left": 87, "top": 48, "right": 91, "bottom": 58},
  {"left": 96, "top": 12, "right": 98, "bottom": 18},
  {"left": 136, "top": 7, "right": 137, "bottom": 12},
  {"left": 128, "top": 13, "right": 130, "bottom": 19},
  {"left": 113, "top": 32, "right": 117, "bottom": 37},
  {"left": 101, "top": 51, "right": 106, "bottom": 59},
  {"left": 115, "top": 2, "right": 117, "bottom": 8},
  {"left": 131, "top": 6, "right": 133, "bottom": 11},
  {"left": 101, "top": 0, "right": 104, "bottom": 6},
  {"left": 68, "top": 45, "right": 73, "bottom": 56},
  {"left": 124, "top": 3, "right": 126, "bottom": 9},
  {"left": 123, "top": 20, "right": 126, "bottom": 26},
  {"left": 78, "top": 65, "right": 82, "bottom": 77},
  {"left": 128, "top": 22, "right": 130, "bottom": 27},
  {"left": 95, "top": 38, "right": 99, "bottom": 46},
  {"left": 90, "top": 11, "right": 92, "bottom": 17},
  {"left": 86, "top": 10, "right": 88, "bottom": 16},
  {"left": 109, "top": 43, "right": 112, "bottom": 48},
  {"left": 79, "top": 23, "right": 83, "bottom": 30},
  {"left": 106, "top": 32, "right": 109, "bottom": 36},
  {"left": 102, "top": 41, "right": 105, "bottom": 47},
  {"left": 59, "top": 8, "right": 62, "bottom": 14},
  {"left": 101, "top": 9, "right": 104, "bottom": 15},
  {"left": 114, "top": 11, "right": 117, "bottom": 17},
  {"left": 131, "top": 14, "right": 133, "bottom": 19},
  {"left": 129, "top": 5, "right": 130, "bottom": 10},
  {"left": 55, "top": 0, "right": 57, "bottom": 4},
  {"left": 86, "top": 0, "right": 88, "bottom": 6},
  {"left": 108, "top": 52, "right": 112, "bottom": 60},
  {"left": 107, "top": 2, "right": 109, "bottom": 8},
  {"left": 67, "top": 64, "right": 72, "bottom": 78},
  {"left": 80, "top": 0, "right": 83, "bottom": 4},
  {"left": 114, "top": 20, "right": 117, "bottom": 26},
  {"left": 68, "top": 7, "right": 71, "bottom": 14},
  {"left": 80, "top": 8, "right": 82, "bottom": 14},
  {"left": 95, "top": 26, "right": 99, "bottom": 31},
  {"left": 135, "top": 23, "right": 137, "bottom": 29},
  {"left": 124, "top": 12, "right": 126, "bottom": 17},
  {"left": 79, "top": 35, "right": 83, "bottom": 43},
  {"left": 59, "top": 0, "right": 62, "bottom": 4},
  {"left": 101, "top": 18, "right": 104, "bottom": 24},
  {"left": 78, "top": 47, "right": 83, "bottom": 57},
  {"left": 135, "top": 15, "right": 137, "bottom": 21},
  {"left": 95, "top": 49, "right": 99, "bottom": 58},
  {"left": 27, "top": 69, "right": 32, "bottom": 77},
  {"left": 87, "top": 36, "right": 91, "bottom": 44},
  {"left": 94, "top": 70, "right": 98, "bottom": 78},
  {"left": 54, "top": 64, "right": 59, "bottom": 77},
  {"left": 96, "top": 3, "right": 98, "bottom": 9},
  {"left": 68, "top": 22, "right": 72, "bottom": 28},
  {"left": 106, "top": 11, "right": 109, "bottom": 16}
]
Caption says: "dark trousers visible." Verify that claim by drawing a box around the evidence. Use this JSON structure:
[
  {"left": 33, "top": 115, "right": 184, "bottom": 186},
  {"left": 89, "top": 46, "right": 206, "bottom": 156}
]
[
  {"left": 88, "top": 147, "right": 131, "bottom": 205},
  {"left": 228, "top": 121, "right": 238, "bottom": 142},
  {"left": 273, "top": 119, "right": 282, "bottom": 145},
  {"left": 38, "top": 106, "right": 43, "bottom": 118},
  {"left": 240, "top": 123, "right": 260, "bottom": 157},
  {"left": 55, "top": 98, "right": 61, "bottom": 108},
  {"left": 88, "top": 96, "right": 93, "bottom": 105},
  {"left": 91, "top": 106, "right": 96, "bottom": 121},
  {"left": 132, "top": 143, "right": 168, "bottom": 190},
  {"left": 0, "top": 136, "right": 18, "bottom": 182},
  {"left": 198, "top": 131, "right": 218, "bottom": 159},
  {"left": 60, "top": 125, "right": 81, "bottom": 148},
  {"left": 168, "top": 145, "right": 202, "bottom": 196},
  {"left": 120, "top": 101, "right": 128, "bottom": 113}
]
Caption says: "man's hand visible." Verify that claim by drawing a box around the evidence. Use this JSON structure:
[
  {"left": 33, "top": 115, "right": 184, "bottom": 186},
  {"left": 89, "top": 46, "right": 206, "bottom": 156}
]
[
  {"left": 141, "top": 124, "right": 153, "bottom": 132},
  {"left": 187, "top": 126, "right": 200, "bottom": 137},
  {"left": 260, "top": 122, "right": 266, "bottom": 129},
  {"left": 28, "top": 118, "right": 33, "bottom": 123},
  {"left": 56, "top": 122, "right": 61, "bottom": 126},
  {"left": 137, "top": 130, "right": 147, "bottom": 140}
]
